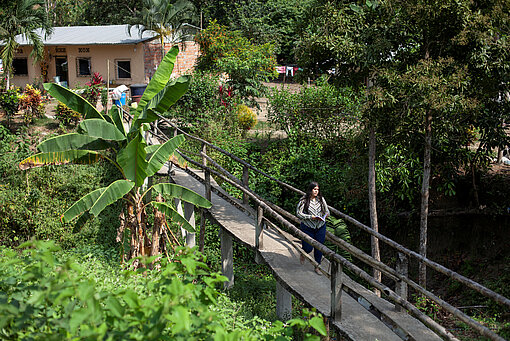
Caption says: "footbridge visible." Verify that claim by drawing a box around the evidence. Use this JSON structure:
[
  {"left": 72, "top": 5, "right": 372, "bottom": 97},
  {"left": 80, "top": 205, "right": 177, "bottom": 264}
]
[{"left": 136, "top": 112, "right": 509, "bottom": 341}]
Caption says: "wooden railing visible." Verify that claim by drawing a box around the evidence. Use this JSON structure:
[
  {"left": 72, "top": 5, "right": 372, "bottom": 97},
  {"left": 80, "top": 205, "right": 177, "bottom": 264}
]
[{"left": 120, "top": 106, "right": 509, "bottom": 341}]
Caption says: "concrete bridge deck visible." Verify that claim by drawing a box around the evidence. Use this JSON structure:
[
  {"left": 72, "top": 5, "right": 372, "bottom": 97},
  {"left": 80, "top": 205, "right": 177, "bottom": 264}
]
[{"left": 170, "top": 166, "right": 442, "bottom": 341}]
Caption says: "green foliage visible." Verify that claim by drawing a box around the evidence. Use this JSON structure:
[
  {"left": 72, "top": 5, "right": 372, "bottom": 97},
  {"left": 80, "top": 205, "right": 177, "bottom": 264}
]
[
  {"left": 55, "top": 101, "right": 81, "bottom": 127},
  {"left": 0, "top": 240, "right": 325, "bottom": 340},
  {"left": 0, "top": 87, "right": 20, "bottom": 124},
  {"left": 0, "top": 124, "right": 121, "bottom": 247},
  {"left": 166, "top": 71, "right": 235, "bottom": 132},
  {"left": 237, "top": 104, "right": 257, "bottom": 131},
  {"left": 195, "top": 20, "right": 278, "bottom": 106},
  {"left": 268, "top": 79, "right": 362, "bottom": 141},
  {"left": 325, "top": 216, "right": 352, "bottom": 262}
]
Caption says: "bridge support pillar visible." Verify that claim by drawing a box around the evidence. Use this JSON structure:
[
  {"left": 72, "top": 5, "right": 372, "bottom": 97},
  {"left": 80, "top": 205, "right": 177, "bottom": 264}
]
[
  {"left": 183, "top": 202, "right": 196, "bottom": 248},
  {"left": 395, "top": 252, "right": 408, "bottom": 312},
  {"left": 174, "top": 199, "right": 196, "bottom": 248},
  {"left": 276, "top": 281, "right": 292, "bottom": 321},
  {"left": 331, "top": 261, "right": 343, "bottom": 323},
  {"left": 221, "top": 227, "right": 234, "bottom": 290}
]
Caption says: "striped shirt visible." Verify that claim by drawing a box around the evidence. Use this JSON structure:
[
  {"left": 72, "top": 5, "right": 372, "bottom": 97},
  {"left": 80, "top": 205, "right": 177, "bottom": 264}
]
[{"left": 296, "top": 196, "right": 330, "bottom": 229}]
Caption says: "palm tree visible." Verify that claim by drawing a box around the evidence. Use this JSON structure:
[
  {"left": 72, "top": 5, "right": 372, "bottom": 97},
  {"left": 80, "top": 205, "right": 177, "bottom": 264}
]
[
  {"left": 0, "top": 0, "right": 52, "bottom": 89},
  {"left": 128, "top": 0, "right": 197, "bottom": 64}
]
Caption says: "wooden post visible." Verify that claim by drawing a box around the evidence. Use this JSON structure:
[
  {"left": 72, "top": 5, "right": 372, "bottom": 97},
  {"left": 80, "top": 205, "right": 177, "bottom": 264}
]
[
  {"left": 199, "top": 142, "right": 208, "bottom": 252},
  {"left": 276, "top": 281, "right": 292, "bottom": 321},
  {"left": 183, "top": 202, "right": 196, "bottom": 248},
  {"left": 221, "top": 227, "right": 234, "bottom": 289},
  {"left": 395, "top": 252, "right": 409, "bottom": 312},
  {"left": 255, "top": 205, "right": 264, "bottom": 264},
  {"left": 242, "top": 165, "right": 249, "bottom": 205},
  {"left": 331, "top": 261, "right": 343, "bottom": 323}
]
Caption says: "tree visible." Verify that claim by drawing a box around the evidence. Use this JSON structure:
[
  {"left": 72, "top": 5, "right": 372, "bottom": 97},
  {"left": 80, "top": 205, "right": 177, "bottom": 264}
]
[
  {"left": 0, "top": 0, "right": 53, "bottom": 89},
  {"left": 20, "top": 47, "right": 211, "bottom": 266},
  {"left": 195, "top": 20, "right": 277, "bottom": 106},
  {"left": 129, "top": 0, "right": 197, "bottom": 64},
  {"left": 296, "top": 0, "right": 510, "bottom": 288}
]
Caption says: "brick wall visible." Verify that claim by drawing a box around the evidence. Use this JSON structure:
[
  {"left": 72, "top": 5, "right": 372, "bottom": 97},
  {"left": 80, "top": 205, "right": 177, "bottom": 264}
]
[{"left": 143, "top": 40, "right": 200, "bottom": 81}]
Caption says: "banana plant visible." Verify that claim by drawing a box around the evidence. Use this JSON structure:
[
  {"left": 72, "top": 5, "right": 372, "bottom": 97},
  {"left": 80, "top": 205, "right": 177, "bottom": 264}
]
[{"left": 19, "top": 47, "right": 210, "bottom": 264}]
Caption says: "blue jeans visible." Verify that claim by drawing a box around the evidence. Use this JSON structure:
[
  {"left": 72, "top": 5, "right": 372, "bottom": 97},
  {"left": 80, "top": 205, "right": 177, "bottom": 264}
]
[{"left": 300, "top": 222, "right": 326, "bottom": 264}]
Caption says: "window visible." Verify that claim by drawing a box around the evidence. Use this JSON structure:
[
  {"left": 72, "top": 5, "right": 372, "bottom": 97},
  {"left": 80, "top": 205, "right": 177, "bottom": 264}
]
[
  {"left": 76, "top": 57, "right": 91, "bottom": 76},
  {"left": 116, "top": 60, "right": 131, "bottom": 79},
  {"left": 12, "top": 58, "right": 28, "bottom": 76}
]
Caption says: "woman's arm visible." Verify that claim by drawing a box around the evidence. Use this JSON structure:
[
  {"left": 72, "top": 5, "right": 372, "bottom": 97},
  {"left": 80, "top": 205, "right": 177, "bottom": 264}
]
[
  {"left": 296, "top": 199, "right": 313, "bottom": 220},
  {"left": 323, "top": 197, "right": 331, "bottom": 218}
]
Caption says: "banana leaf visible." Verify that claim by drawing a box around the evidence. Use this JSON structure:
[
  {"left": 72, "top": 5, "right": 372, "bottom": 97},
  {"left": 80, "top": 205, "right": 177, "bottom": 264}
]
[
  {"left": 146, "top": 135, "right": 185, "bottom": 177},
  {"left": 19, "top": 150, "right": 103, "bottom": 170},
  {"left": 89, "top": 179, "right": 135, "bottom": 217},
  {"left": 145, "top": 144, "right": 161, "bottom": 154},
  {"left": 116, "top": 132, "right": 148, "bottom": 187},
  {"left": 79, "top": 119, "right": 126, "bottom": 141},
  {"left": 108, "top": 106, "right": 126, "bottom": 137},
  {"left": 152, "top": 201, "right": 196, "bottom": 233},
  {"left": 61, "top": 188, "right": 106, "bottom": 223},
  {"left": 152, "top": 183, "right": 211, "bottom": 208},
  {"left": 135, "top": 46, "right": 178, "bottom": 116},
  {"left": 37, "top": 133, "right": 111, "bottom": 153},
  {"left": 131, "top": 76, "right": 190, "bottom": 132},
  {"left": 43, "top": 83, "right": 107, "bottom": 121}
]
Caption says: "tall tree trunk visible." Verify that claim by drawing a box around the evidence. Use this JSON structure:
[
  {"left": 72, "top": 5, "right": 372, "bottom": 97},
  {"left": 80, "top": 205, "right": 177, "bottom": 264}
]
[
  {"left": 368, "top": 125, "right": 381, "bottom": 296},
  {"left": 419, "top": 111, "right": 432, "bottom": 288}
]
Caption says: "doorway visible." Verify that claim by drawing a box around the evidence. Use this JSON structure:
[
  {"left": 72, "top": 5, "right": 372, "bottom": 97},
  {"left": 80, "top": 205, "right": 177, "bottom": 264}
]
[{"left": 55, "top": 57, "right": 69, "bottom": 87}]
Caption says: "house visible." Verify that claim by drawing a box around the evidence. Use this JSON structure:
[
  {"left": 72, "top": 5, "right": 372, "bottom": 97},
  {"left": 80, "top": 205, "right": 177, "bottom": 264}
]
[{"left": 8, "top": 25, "right": 200, "bottom": 90}]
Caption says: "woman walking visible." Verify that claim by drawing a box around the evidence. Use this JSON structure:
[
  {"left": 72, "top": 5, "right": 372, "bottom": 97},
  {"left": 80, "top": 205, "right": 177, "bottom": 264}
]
[{"left": 296, "top": 181, "right": 330, "bottom": 275}]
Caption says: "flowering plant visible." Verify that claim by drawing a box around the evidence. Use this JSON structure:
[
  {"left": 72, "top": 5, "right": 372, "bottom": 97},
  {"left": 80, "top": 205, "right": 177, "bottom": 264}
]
[
  {"left": 83, "top": 72, "right": 104, "bottom": 105},
  {"left": 18, "top": 85, "right": 45, "bottom": 125}
]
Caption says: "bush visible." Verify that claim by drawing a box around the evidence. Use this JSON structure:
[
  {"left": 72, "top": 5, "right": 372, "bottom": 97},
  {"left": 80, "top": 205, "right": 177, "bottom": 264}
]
[
  {"left": 0, "top": 126, "right": 121, "bottom": 248},
  {"left": 81, "top": 72, "right": 105, "bottom": 106},
  {"left": 0, "top": 241, "right": 327, "bottom": 340},
  {"left": 267, "top": 79, "right": 362, "bottom": 141},
  {"left": 195, "top": 20, "right": 278, "bottom": 106},
  {"left": 0, "top": 87, "right": 20, "bottom": 125},
  {"left": 237, "top": 104, "right": 257, "bottom": 131},
  {"left": 18, "top": 84, "right": 45, "bottom": 125},
  {"left": 55, "top": 101, "right": 81, "bottom": 126}
]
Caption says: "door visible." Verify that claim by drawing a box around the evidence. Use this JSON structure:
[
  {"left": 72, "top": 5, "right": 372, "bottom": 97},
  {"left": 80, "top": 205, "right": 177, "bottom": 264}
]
[{"left": 55, "top": 57, "right": 68, "bottom": 86}]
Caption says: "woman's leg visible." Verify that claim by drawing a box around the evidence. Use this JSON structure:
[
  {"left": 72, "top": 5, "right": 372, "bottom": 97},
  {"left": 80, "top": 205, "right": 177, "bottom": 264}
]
[
  {"left": 300, "top": 223, "right": 314, "bottom": 254},
  {"left": 313, "top": 223, "right": 327, "bottom": 264}
]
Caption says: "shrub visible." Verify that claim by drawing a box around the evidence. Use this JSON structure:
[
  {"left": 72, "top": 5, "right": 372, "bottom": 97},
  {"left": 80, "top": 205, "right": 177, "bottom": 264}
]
[
  {"left": 82, "top": 72, "right": 105, "bottom": 106},
  {"left": 18, "top": 84, "right": 45, "bottom": 125},
  {"left": 0, "top": 241, "right": 327, "bottom": 340},
  {"left": 0, "top": 126, "right": 121, "bottom": 248},
  {"left": 0, "top": 87, "right": 20, "bottom": 126},
  {"left": 55, "top": 101, "right": 81, "bottom": 126},
  {"left": 195, "top": 20, "right": 278, "bottom": 106},
  {"left": 237, "top": 104, "right": 257, "bottom": 131},
  {"left": 267, "top": 79, "right": 362, "bottom": 141}
]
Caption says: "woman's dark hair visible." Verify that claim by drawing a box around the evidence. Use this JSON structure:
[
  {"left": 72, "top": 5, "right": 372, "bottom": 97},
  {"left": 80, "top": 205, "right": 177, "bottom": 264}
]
[{"left": 302, "top": 181, "right": 325, "bottom": 214}]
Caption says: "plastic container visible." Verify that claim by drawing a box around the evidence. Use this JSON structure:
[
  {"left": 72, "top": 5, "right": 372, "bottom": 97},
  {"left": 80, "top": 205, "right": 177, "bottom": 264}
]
[
  {"left": 130, "top": 83, "right": 147, "bottom": 97},
  {"left": 114, "top": 92, "right": 127, "bottom": 106}
]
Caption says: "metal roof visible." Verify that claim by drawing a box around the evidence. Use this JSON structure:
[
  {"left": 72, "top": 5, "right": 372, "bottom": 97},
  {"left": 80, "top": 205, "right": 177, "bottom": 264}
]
[{"left": 15, "top": 25, "right": 156, "bottom": 46}]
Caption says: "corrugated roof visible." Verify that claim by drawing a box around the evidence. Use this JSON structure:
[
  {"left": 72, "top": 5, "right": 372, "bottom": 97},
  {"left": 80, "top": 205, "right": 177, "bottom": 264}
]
[{"left": 15, "top": 25, "right": 156, "bottom": 46}]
